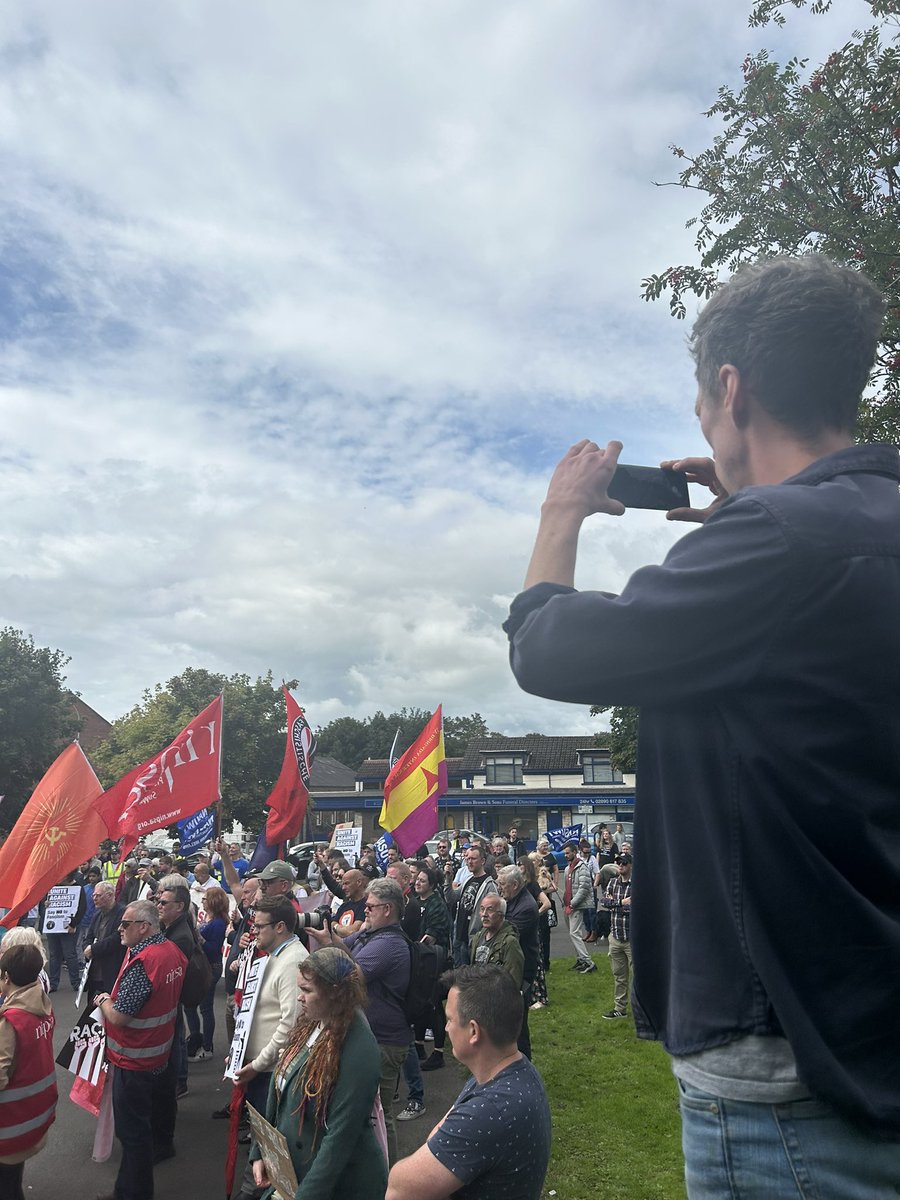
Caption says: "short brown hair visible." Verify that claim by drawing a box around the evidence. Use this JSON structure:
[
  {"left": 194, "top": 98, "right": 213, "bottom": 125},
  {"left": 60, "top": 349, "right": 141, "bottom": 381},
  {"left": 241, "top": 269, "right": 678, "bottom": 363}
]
[
  {"left": 254, "top": 895, "right": 297, "bottom": 934},
  {"left": 0, "top": 944, "right": 43, "bottom": 987}
]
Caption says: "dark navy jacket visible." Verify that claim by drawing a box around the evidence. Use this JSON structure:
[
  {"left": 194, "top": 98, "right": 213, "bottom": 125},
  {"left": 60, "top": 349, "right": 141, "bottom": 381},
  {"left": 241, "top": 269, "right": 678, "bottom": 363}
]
[{"left": 505, "top": 445, "right": 900, "bottom": 1137}]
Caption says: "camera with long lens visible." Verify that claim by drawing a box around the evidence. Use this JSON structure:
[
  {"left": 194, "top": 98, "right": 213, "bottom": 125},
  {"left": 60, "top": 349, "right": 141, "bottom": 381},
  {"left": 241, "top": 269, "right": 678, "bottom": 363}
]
[{"left": 298, "top": 906, "right": 333, "bottom": 931}]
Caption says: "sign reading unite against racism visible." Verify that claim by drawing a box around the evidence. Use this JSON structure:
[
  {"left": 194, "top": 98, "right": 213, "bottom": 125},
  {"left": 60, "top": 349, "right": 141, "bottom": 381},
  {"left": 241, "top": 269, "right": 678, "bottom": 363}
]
[
  {"left": 330, "top": 823, "right": 362, "bottom": 867},
  {"left": 42, "top": 885, "right": 82, "bottom": 934}
]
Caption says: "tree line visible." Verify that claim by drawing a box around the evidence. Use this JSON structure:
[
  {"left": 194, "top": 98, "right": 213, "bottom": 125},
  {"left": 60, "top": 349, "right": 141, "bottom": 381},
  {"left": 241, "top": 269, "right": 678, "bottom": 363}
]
[{"left": 0, "top": 627, "right": 505, "bottom": 832}]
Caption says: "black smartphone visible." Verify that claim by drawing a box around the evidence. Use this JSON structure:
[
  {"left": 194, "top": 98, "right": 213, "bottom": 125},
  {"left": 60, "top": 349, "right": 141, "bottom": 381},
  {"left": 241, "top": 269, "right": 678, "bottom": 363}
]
[{"left": 607, "top": 464, "right": 689, "bottom": 511}]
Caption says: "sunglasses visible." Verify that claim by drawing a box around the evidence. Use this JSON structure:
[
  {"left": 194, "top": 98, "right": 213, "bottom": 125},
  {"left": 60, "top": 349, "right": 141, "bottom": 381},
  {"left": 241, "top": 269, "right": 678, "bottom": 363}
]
[{"left": 118, "top": 919, "right": 149, "bottom": 929}]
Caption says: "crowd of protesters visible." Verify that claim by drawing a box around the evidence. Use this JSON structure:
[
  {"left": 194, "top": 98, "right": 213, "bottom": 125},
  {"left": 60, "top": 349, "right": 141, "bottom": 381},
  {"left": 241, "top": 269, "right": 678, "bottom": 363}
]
[{"left": 0, "top": 825, "right": 577, "bottom": 1200}]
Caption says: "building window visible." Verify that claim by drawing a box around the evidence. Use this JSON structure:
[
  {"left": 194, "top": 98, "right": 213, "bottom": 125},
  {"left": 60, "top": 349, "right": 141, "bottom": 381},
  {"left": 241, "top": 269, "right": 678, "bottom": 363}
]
[
  {"left": 581, "top": 752, "right": 623, "bottom": 784},
  {"left": 484, "top": 754, "right": 525, "bottom": 785}
]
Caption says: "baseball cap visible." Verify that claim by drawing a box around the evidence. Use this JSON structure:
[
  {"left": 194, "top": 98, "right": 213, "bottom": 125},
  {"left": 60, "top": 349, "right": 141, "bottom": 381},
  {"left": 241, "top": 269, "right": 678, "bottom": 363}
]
[
  {"left": 138, "top": 858, "right": 153, "bottom": 867},
  {"left": 258, "top": 860, "right": 296, "bottom": 881}
]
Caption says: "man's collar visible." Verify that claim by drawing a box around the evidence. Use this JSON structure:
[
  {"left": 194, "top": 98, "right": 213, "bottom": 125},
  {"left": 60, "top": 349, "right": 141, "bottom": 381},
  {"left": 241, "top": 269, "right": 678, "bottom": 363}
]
[{"left": 129, "top": 932, "right": 166, "bottom": 957}]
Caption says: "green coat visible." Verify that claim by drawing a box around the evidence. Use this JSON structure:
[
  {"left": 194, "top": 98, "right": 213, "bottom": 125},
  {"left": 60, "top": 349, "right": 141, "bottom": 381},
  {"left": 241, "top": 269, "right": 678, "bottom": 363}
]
[
  {"left": 469, "top": 920, "right": 524, "bottom": 987},
  {"left": 251, "top": 1009, "right": 387, "bottom": 1200}
]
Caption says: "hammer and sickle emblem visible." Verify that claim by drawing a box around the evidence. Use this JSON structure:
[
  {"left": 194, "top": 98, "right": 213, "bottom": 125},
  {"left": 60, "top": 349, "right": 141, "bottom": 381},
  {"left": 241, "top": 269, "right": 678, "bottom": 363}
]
[{"left": 45, "top": 826, "right": 65, "bottom": 846}]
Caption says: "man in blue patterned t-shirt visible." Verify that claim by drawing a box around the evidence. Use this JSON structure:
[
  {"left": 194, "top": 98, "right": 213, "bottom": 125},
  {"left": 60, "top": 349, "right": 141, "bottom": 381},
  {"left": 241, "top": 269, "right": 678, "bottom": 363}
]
[{"left": 386, "top": 964, "right": 551, "bottom": 1200}]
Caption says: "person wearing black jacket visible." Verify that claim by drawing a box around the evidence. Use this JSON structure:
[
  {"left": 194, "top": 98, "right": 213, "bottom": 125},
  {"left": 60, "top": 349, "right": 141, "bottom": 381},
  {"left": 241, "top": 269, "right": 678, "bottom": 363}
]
[
  {"left": 82, "top": 882, "right": 125, "bottom": 993},
  {"left": 155, "top": 876, "right": 196, "bottom": 1102}
]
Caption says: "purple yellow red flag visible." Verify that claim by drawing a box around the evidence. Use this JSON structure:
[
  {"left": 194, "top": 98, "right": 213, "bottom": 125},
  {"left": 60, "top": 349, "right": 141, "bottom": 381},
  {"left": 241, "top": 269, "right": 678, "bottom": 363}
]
[
  {"left": 379, "top": 707, "right": 447, "bottom": 857},
  {"left": 0, "top": 742, "right": 105, "bottom": 928},
  {"left": 264, "top": 690, "right": 315, "bottom": 845},
  {"left": 93, "top": 694, "right": 223, "bottom": 860}
]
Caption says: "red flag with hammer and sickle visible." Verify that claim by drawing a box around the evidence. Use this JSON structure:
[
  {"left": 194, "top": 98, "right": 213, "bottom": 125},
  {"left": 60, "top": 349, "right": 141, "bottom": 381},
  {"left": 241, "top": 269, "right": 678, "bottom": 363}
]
[{"left": 0, "top": 742, "right": 105, "bottom": 928}]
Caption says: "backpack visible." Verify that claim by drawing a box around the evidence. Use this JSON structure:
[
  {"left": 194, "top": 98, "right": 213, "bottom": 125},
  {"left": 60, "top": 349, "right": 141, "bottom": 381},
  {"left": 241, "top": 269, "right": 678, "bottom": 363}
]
[
  {"left": 180, "top": 931, "right": 213, "bottom": 1007},
  {"left": 401, "top": 933, "right": 448, "bottom": 1026},
  {"left": 370, "top": 928, "right": 448, "bottom": 1027}
]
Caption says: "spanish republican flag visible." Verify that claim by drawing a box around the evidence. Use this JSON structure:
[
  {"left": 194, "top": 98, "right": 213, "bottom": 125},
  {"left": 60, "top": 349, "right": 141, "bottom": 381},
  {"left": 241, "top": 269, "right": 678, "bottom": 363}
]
[
  {"left": 0, "top": 743, "right": 105, "bottom": 929},
  {"left": 379, "top": 707, "right": 447, "bottom": 858}
]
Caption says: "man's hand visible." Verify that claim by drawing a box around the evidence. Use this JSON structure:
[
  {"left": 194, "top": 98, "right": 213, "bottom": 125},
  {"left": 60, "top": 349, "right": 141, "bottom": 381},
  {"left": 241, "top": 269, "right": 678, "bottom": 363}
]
[
  {"left": 543, "top": 439, "right": 625, "bottom": 521},
  {"left": 83, "top": 946, "right": 93, "bottom": 961},
  {"left": 235, "top": 1064, "right": 258, "bottom": 1085},
  {"left": 252, "top": 1160, "right": 271, "bottom": 1189},
  {"left": 523, "top": 440, "right": 624, "bottom": 591},
  {"left": 660, "top": 456, "right": 727, "bottom": 523},
  {"left": 305, "top": 924, "right": 339, "bottom": 948}
]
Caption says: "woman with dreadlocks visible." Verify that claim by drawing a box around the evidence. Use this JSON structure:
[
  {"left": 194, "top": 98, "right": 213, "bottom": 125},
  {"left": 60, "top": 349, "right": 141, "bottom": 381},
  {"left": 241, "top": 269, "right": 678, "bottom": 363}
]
[{"left": 248, "top": 945, "right": 387, "bottom": 1199}]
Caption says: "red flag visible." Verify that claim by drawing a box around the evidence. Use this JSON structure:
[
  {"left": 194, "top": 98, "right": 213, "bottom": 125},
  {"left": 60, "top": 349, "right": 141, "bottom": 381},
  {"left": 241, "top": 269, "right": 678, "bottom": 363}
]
[
  {"left": 264, "top": 690, "right": 315, "bottom": 844},
  {"left": 93, "top": 694, "right": 223, "bottom": 858},
  {"left": 0, "top": 743, "right": 105, "bottom": 928}
]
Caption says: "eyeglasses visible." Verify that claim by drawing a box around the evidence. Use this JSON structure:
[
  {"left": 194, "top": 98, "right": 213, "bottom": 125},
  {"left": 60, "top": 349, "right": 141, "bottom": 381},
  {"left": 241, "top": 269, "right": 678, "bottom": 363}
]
[
  {"left": 253, "top": 920, "right": 273, "bottom": 929},
  {"left": 118, "top": 920, "right": 149, "bottom": 929},
  {"left": 363, "top": 902, "right": 388, "bottom": 912},
  {"left": 155, "top": 898, "right": 175, "bottom": 906}
]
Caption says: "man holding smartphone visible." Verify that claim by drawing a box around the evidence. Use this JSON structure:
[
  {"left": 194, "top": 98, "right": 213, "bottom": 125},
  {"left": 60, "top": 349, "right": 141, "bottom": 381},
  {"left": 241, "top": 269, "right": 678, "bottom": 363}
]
[{"left": 504, "top": 255, "right": 900, "bottom": 1196}]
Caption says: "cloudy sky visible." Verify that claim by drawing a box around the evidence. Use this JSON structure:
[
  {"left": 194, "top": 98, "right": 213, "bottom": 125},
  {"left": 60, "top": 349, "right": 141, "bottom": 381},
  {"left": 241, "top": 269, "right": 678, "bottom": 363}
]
[{"left": 0, "top": 0, "right": 871, "bottom": 741}]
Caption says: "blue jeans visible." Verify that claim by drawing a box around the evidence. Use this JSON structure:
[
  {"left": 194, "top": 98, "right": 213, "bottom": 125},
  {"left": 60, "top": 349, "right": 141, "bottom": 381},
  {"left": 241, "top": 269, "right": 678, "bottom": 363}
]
[
  {"left": 403, "top": 1040, "right": 424, "bottom": 1105},
  {"left": 185, "top": 962, "right": 222, "bottom": 1052},
  {"left": 677, "top": 1079, "right": 900, "bottom": 1199},
  {"left": 47, "top": 933, "right": 81, "bottom": 990}
]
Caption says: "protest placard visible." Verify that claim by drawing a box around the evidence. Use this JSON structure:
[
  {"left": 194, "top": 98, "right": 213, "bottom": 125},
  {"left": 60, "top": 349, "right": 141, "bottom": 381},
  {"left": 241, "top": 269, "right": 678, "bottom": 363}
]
[
  {"left": 330, "top": 823, "right": 362, "bottom": 866},
  {"left": 42, "top": 885, "right": 82, "bottom": 934},
  {"left": 224, "top": 952, "right": 268, "bottom": 1082},
  {"left": 245, "top": 1103, "right": 299, "bottom": 1200},
  {"left": 57, "top": 1000, "right": 106, "bottom": 1085}
]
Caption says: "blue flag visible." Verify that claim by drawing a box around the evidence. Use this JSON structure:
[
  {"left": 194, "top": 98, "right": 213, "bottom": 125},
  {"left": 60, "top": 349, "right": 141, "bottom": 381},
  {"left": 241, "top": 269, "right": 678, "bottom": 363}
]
[
  {"left": 545, "top": 824, "right": 583, "bottom": 851},
  {"left": 373, "top": 833, "right": 394, "bottom": 872},
  {"left": 178, "top": 808, "right": 216, "bottom": 856}
]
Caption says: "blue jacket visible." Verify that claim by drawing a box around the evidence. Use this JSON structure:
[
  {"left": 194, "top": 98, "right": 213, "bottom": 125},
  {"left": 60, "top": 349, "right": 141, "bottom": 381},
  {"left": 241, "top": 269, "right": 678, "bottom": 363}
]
[{"left": 505, "top": 444, "right": 900, "bottom": 1137}]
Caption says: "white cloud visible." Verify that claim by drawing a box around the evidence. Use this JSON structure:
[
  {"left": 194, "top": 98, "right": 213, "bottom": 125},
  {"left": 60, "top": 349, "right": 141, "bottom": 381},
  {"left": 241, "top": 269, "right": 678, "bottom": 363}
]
[{"left": 0, "top": 0, "right": 875, "bottom": 742}]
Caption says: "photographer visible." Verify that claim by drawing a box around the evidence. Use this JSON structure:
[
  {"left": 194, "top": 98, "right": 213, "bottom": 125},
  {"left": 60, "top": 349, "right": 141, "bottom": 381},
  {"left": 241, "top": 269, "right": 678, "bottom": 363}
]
[
  {"left": 307, "top": 879, "right": 410, "bottom": 1161},
  {"left": 321, "top": 867, "right": 367, "bottom": 939}
]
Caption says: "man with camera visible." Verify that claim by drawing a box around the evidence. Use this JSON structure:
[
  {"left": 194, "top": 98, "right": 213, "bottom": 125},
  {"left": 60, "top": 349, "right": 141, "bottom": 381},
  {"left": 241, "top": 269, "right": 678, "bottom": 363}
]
[
  {"left": 314, "top": 853, "right": 368, "bottom": 938},
  {"left": 504, "top": 256, "right": 900, "bottom": 1194}
]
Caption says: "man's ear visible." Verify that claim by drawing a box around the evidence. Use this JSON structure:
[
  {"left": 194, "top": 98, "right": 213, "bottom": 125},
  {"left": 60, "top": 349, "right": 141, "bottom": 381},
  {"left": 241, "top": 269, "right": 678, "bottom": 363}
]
[{"left": 719, "top": 364, "right": 750, "bottom": 428}]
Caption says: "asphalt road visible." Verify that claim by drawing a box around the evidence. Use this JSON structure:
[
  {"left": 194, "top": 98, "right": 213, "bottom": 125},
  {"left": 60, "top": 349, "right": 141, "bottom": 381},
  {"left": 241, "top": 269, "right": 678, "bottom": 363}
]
[{"left": 28, "top": 919, "right": 583, "bottom": 1199}]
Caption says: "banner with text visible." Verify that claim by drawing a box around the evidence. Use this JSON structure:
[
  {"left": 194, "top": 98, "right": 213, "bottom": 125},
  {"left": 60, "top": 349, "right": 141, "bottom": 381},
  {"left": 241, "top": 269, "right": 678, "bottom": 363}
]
[
  {"left": 545, "top": 824, "right": 584, "bottom": 851},
  {"left": 94, "top": 694, "right": 223, "bottom": 858},
  {"left": 178, "top": 808, "right": 216, "bottom": 856}
]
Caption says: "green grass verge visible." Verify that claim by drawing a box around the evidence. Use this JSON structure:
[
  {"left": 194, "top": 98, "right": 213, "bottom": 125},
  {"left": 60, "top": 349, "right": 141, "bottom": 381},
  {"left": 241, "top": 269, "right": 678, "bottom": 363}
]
[{"left": 531, "top": 957, "right": 686, "bottom": 1200}]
